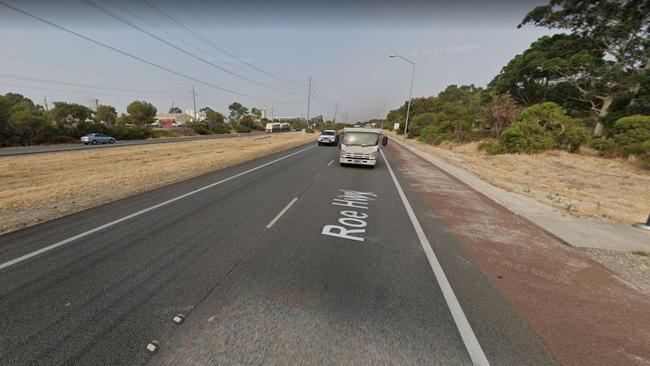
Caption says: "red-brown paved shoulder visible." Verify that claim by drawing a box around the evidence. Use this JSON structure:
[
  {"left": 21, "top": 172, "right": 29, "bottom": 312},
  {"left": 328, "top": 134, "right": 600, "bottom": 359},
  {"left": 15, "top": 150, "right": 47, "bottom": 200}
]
[{"left": 388, "top": 144, "right": 650, "bottom": 366}]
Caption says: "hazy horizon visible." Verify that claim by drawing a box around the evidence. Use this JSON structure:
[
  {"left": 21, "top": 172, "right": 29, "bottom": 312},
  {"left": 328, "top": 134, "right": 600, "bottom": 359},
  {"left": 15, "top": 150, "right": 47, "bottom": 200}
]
[{"left": 0, "top": 0, "right": 552, "bottom": 121}]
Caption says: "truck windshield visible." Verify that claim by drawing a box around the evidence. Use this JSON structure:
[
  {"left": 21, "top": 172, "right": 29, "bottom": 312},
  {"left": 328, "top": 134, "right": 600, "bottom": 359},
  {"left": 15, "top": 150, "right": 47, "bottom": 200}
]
[{"left": 342, "top": 132, "right": 379, "bottom": 146}]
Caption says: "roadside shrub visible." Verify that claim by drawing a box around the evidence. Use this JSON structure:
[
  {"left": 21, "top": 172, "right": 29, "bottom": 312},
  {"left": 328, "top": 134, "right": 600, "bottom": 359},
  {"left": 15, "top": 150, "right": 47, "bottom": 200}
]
[
  {"left": 419, "top": 124, "right": 449, "bottom": 145},
  {"left": 234, "top": 125, "right": 252, "bottom": 133},
  {"left": 152, "top": 130, "right": 181, "bottom": 138},
  {"left": 589, "top": 138, "right": 613, "bottom": 152},
  {"left": 556, "top": 124, "right": 590, "bottom": 152},
  {"left": 492, "top": 102, "right": 588, "bottom": 154},
  {"left": 185, "top": 120, "right": 210, "bottom": 135},
  {"left": 211, "top": 127, "right": 231, "bottom": 134},
  {"left": 107, "top": 125, "right": 153, "bottom": 140},
  {"left": 499, "top": 121, "right": 555, "bottom": 153},
  {"left": 611, "top": 115, "right": 650, "bottom": 155}
]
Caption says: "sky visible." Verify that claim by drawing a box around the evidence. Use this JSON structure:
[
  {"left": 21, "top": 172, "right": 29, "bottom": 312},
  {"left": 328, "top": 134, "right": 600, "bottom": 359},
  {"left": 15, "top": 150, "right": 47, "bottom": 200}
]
[{"left": 0, "top": 0, "right": 553, "bottom": 122}]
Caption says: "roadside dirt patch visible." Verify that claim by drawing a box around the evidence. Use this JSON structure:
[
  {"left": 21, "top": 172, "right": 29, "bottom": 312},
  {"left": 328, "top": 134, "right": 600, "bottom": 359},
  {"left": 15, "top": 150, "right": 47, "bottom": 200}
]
[
  {"left": 0, "top": 133, "right": 315, "bottom": 234},
  {"left": 387, "top": 132, "right": 650, "bottom": 224}
]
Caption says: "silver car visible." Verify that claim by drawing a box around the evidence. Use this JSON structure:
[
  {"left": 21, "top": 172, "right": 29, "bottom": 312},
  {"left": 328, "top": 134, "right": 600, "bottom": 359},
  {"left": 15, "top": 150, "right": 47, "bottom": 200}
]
[{"left": 81, "top": 133, "right": 116, "bottom": 145}]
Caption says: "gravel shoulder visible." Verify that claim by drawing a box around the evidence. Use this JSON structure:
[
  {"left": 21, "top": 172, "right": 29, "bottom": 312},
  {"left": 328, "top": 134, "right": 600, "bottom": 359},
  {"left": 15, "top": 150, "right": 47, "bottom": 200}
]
[
  {"left": 581, "top": 248, "right": 650, "bottom": 297},
  {"left": 0, "top": 133, "right": 315, "bottom": 234}
]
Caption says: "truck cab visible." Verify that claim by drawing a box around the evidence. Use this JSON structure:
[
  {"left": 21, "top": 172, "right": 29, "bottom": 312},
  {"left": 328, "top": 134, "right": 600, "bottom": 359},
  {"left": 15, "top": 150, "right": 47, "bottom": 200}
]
[{"left": 339, "top": 128, "right": 388, "bottom": 167}]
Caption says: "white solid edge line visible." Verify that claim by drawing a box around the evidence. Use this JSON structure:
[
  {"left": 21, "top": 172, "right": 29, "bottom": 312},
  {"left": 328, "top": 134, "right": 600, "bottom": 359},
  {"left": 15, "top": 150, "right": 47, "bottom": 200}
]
[
  {"left": 0, "top": 145, "right": 316, "bottom": 271},
  {"left": 265, "top": 197, "right": 299, "bottom": 229},
  {"left": 380, "top": 149, "right": 490, "bottom": 366}
]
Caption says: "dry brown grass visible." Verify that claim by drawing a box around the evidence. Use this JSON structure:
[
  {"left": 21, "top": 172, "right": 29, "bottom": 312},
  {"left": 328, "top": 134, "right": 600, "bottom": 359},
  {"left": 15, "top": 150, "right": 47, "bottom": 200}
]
[
  {"left": 388, "top": 131, "right": 650, "bottom": 224},
  {"left": 0, "top": 133, "right": 315, "bottom": 234}
]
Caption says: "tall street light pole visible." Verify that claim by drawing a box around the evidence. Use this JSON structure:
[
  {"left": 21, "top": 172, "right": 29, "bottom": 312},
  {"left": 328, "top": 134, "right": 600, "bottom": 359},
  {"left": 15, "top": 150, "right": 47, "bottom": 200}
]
[
  {"left": 377, "top": 99, "right": 387, "bottom": 129},
  {"left": 389, "top": 54, "right": 415, "bottom": 138},
  {"left": 306, "top": 76, "right": 312, "bottom": 129}
]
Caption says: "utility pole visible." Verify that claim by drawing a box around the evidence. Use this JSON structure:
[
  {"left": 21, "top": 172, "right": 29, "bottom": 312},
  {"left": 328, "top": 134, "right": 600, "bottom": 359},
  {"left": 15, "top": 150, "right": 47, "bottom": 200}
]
[
  {"left": 191, "top": 86, "right": 197, "bottom": 121},
  {"left": 389, "top": 54, "right": 416, "bottom": 137},
  {"left": 333, "top": 102, "right": 338, "bottom": 123},
  {"left": 306, "top": 77, "right": 312, "bottom": 128},
  {"left": 43, "top": 97, "right": 49, "bottom": 111},
  {"left": 95, "top": 98, "right": 99, "bottom": 111},
  {"left": 271, "top": 106, "right": 274, "bottom": 121},
  {"left": 377, "top": 99, "right": 387, "bottom": 129}
]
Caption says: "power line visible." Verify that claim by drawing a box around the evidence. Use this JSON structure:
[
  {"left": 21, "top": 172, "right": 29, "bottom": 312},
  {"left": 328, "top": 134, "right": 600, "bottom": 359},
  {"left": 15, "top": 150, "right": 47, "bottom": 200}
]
[
  {"left": 0, "top": 0, "right": 301, "bottom": 104},
  {"left": 134, "top": 0, "right": 306, "bottom": 86},
  {"left": 81, "top": 0, "right": 302, "bottom": 95},
  {"left": 0, "top": 53, "right": 187, "bottom": 87},
  {"left": 124, "top": 0, "right": 305, "bottom": 90},
  {"left": 0, "top": 73, "right": 188, "bottom": 95},
  {"left": 0, "top": 81, "right": 193, "bottom": 100},
  {"left": 103, "top": 0, "right": 231, "bottom": 70}
]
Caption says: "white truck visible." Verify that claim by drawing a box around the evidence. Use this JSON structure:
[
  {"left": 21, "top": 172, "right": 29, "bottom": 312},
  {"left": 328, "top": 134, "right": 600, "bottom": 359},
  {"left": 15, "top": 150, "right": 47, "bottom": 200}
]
[
  {"left": 339, "top": 127, "right": 388, "bottom": 167},
  {"left": 265, "top": 122, "right": 290, "bottom": 133}
]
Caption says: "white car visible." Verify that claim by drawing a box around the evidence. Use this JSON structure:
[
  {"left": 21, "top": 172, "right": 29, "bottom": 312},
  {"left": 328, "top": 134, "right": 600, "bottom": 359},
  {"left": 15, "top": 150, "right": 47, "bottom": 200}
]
[{"left": 318, "top": 130, "right": 338, "bottom": 146}]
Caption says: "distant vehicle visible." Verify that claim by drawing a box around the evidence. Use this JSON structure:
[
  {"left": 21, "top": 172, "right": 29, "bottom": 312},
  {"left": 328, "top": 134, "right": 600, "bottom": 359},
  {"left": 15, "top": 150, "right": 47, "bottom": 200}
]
[
  {"left": 81, "top": 133, "right": 116, "bottom": 145},
  {"left": 318, "top": 130, "right": 338, "bottom": 146},
  {"left": 339, "top": 127, "right": 387, "bottom": 167},
  {"left": 150, "top": 121, "right": 163, "bottom": 128},
  {"left": 265, "top": 122, "right": 290, "bottom": 132}
]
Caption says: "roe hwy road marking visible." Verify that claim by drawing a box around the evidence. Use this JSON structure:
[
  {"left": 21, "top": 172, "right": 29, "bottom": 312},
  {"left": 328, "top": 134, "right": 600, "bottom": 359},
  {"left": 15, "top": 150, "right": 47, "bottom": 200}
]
[{"left": 321, "top": 189, "right": 377, "bottom": 242}]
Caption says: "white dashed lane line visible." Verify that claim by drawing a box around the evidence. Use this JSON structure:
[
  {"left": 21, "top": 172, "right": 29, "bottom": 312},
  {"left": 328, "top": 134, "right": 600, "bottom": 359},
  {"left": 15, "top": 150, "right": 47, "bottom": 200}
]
[{"left": 266, "top": 197, "right": 299, "bottom": 229}]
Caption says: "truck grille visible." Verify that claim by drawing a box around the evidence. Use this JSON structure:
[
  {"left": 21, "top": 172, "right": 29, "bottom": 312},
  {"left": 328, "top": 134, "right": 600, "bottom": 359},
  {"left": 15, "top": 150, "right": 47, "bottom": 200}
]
[{"left": 345, "top": 153, "right": 370, "bottom": 159}]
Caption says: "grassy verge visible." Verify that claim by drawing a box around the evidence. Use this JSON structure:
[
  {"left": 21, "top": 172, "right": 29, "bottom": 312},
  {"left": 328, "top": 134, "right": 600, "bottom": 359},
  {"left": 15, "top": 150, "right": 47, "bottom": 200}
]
[
  {"left": 388, "top": 131, "right": 650, "bottom": 224},
  {"left": 0, "top": 132, "right": 315, "bottom": 234}
]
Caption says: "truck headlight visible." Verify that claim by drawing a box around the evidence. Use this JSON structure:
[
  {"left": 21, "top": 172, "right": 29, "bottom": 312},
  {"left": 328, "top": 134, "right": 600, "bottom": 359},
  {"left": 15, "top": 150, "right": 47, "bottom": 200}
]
[{"left": 370, "top": 151, "right": 378, "bottom": 159}]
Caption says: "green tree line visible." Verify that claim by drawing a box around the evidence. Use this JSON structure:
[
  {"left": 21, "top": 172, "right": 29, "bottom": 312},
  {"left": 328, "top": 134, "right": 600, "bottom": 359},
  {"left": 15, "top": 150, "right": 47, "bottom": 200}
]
[
  {"left": 0, "top": 95, "right": 299, "bottom": 146},
  {"left": 0, "top": 95, "right": 162, "bottom": 146},
  {"left": 385, "top": 0, "right": 650, "bottom": 168}
]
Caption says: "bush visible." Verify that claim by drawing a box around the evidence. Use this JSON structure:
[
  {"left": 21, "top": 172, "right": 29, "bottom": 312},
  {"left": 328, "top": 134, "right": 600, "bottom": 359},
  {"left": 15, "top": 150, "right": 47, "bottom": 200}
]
[
  {"left": 107, "top": 125, "right": 153, "bottom": 140},
  {"left": 557, "top": 124, "right": 590, "bottom": 152},
  {"left": 611, "top": 115, "right": 650, "bottom": 155},
  {"left": 589, "top": 138, "right": 612, "bottom": 152},
  {"left": 152, "top": 130, "right": 181, "bottom": 138},
  {"left": 211, "top": 127, "right": 231, "bottom": 134},
  {"left": 491, "top": 102, "right": 589, "bottom": 154},
  {"left": 419, "top": 125, "right": 448, "bottom": 145},
  {"left": 234, "top": 125, "right": 252, "bottom": 133},
  {"left": 499, "top": 121, "right": 555, "bottom": 153},
  {"left": 479, "top": 140, "right": 505, "bottom": 155},
  {"left": 185, "top": 120, "right": 210, "bottom": 135}
]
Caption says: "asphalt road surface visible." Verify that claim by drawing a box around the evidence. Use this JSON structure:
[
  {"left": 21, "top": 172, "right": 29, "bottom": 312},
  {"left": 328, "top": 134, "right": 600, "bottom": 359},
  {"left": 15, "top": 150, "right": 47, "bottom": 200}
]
[
  {"left": 0, "top": 131, "right": 264, "bottom": 157},
  {"left": 0, "top": 142, "right": 557, "bottom": 365}
]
